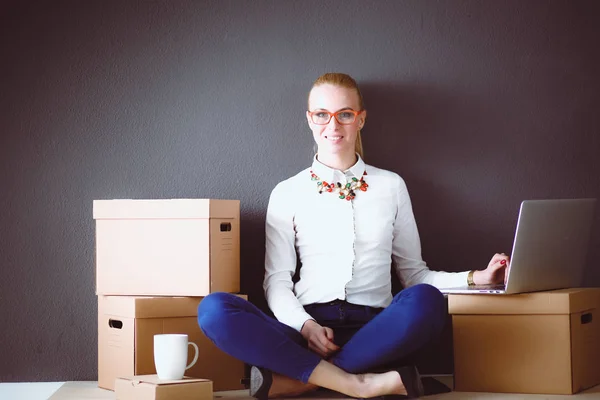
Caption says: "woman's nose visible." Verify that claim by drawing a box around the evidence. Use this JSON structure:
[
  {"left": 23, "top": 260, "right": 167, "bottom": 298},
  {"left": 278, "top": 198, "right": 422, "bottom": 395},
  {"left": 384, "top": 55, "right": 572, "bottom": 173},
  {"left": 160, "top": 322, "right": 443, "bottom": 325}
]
[{"left": 327, "top": 116, "right": 340, "bottom": 128}]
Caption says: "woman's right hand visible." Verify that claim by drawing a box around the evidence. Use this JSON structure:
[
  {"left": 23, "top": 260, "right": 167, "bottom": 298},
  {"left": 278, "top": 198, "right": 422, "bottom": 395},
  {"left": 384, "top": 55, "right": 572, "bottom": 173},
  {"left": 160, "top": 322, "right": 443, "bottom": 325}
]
[{"left": 300, "top": 319, "right": 340, "bottom": 359}]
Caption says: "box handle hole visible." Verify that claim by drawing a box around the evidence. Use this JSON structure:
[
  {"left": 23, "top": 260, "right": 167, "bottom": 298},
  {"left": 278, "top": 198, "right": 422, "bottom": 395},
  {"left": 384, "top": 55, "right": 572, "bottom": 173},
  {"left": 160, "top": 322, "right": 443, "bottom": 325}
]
[
  {"left": 220, "top": 222, "right": 232, "bottom": 232},
  {"left": 581, "top": 313, "right": 592, "bottom": 325},
  {"left": 109, "top": 319, "right": 123, "bottom": 329}
]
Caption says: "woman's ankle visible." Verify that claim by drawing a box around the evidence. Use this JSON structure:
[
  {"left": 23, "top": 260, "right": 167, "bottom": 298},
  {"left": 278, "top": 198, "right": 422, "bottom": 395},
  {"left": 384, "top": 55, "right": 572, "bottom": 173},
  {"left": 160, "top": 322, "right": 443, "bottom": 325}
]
[{"left": 348, "top": 373, "right": 371, "bottom": 398}]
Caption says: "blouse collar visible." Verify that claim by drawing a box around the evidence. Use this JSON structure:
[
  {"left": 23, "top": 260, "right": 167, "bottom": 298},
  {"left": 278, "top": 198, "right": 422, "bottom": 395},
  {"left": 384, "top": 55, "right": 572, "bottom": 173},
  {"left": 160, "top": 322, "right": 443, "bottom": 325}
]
[{"left": 311, "top": 153, "right": 366, "bottom": 183}]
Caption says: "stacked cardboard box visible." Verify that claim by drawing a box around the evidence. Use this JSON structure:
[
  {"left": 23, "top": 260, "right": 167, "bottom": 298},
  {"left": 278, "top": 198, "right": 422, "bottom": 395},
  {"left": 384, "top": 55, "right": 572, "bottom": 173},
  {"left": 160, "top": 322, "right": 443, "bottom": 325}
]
[
  {"left": 93, "top": 199, "right": 246, "bottom": 392},
  {"left": 448, "top": 287, "right": 600, "bottom": 395}
]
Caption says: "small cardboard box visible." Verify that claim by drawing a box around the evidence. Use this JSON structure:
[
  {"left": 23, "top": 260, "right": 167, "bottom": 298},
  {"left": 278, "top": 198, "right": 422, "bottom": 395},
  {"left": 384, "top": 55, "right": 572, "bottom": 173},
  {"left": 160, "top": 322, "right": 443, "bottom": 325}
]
[
  {"left": 115, "top": 375, "right": 212, "bottom": 400},
  {"left": 93, "top": 198, "right": 240, "bottom": 296},
  {"left": 98, "top": 295, "right": 246, "bottom": 391},
  {"left": 448, "top": 287, "right": 600, "bottom": 395}
]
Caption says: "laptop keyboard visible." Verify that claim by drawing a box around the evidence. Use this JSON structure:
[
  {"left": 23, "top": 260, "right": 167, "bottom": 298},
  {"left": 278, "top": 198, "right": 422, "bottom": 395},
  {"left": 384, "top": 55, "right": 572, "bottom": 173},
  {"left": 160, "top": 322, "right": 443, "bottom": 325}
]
[{"left": 470, "top": 284, "right": 506, "bottom": 291}]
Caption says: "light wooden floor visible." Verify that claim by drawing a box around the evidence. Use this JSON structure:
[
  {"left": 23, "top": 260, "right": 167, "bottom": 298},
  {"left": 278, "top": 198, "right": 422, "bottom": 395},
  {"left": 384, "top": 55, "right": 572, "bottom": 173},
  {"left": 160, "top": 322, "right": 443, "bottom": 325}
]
[{"left": 2, "top": 377, "right": 597, "bottom": 400}]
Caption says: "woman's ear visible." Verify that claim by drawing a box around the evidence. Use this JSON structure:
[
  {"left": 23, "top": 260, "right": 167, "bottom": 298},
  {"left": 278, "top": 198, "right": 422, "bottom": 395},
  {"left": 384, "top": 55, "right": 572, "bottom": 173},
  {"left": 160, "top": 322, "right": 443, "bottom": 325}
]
[{"left": 359, "top": 110, "right": 367, "bottom": 129}]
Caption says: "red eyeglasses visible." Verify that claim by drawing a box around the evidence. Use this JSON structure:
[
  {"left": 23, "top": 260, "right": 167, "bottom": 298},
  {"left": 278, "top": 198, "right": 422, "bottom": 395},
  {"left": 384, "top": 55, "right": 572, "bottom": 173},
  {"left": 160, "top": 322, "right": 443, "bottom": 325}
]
[{"left": 308, "top": 109, "right": 362, "bottom": 125}]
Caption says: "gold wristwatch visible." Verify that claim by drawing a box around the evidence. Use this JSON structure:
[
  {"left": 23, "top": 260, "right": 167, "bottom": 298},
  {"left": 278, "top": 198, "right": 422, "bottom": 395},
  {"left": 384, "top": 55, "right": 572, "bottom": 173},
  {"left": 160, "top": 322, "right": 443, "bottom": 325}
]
[{"left": 467, "top": 270, "right": 476, "bottom": 286}]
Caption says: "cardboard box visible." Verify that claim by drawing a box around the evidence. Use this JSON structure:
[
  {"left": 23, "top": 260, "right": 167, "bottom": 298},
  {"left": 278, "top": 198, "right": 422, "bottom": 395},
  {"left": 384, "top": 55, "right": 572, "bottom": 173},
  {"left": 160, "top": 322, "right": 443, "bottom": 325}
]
[
  {"left": 93, "top": 198, "right": 240, "bottom": 296},
  {"left": 448, "top": 287, "right": 600, "bottom": 395},
  {"left": 98, "top": 295, "right": 246, "bottom": 391},
  {"left": 115, "top": 375, "right": 212, "bottom": 400}
]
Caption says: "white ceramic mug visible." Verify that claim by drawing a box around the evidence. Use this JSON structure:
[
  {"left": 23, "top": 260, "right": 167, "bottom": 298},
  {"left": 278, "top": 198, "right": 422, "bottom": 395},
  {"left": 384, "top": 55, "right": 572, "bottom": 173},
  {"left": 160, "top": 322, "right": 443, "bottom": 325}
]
[{"left": 153, "top": 334, "right": 199, "bottom": 380}]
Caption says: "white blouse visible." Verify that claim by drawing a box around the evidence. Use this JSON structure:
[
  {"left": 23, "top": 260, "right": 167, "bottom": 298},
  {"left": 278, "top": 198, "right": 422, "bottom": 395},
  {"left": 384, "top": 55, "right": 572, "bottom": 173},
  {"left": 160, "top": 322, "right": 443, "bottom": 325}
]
[{"left": 264, "top": 155, "right": 469, "bottom": 331}]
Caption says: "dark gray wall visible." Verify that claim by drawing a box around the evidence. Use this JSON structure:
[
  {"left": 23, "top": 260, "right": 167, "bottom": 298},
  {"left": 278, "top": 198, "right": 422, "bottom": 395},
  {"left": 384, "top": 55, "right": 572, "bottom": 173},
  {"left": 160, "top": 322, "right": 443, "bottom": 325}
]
[{"left": 1, "top": 0, "right": 599, "bottom": 382}]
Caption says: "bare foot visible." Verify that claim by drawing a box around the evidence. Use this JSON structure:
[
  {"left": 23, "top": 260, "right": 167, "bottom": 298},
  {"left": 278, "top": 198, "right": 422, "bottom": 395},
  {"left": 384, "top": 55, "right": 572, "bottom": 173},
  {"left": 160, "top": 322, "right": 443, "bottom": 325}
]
[
  {"left": 351, "top": 371, "right": 407, "bottom": 398},
  {"left": 268, "top": 372, "right": 319, "bottom": 398}
]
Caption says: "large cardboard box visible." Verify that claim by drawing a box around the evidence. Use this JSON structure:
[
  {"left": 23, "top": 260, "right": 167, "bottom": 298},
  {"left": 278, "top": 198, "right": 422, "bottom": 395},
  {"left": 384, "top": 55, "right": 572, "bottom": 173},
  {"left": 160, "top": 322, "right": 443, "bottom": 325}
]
[
  {"left": 449, "top": 287, "right": 600, "bottom": 395},
  {"left": 98, "top": 295, "right": 246, "bottom": 391},
  {"left": 93, "top": 198, "right": 240, "bottom": 296},
  {"left": 115, "top": 375, "right": 212, "bottom": 400}
]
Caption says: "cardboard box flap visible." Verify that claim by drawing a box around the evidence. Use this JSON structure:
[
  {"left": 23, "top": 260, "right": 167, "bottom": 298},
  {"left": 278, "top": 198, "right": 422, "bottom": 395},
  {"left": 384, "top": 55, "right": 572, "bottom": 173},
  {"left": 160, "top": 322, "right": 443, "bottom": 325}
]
[
  {"left": 118, "top": 375, "right": 211, "bottom": 386},
  {"left": 115, "top": 375, "right": 213, "bottom": 400},
  {"left": 99, "top": 296, "right": 201, "bottom": 318},
  {"left": 448, "top": 288, "right": 600, "bottom": 315},
  {"left": 93, "top": 199, "right": 239, "bottom": 220}
]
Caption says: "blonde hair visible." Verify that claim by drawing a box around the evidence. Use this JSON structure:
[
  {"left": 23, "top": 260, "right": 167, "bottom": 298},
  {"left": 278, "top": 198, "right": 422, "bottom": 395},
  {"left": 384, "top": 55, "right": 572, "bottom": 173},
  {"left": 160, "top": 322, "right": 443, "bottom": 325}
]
[{"left": 308, "top": 73, "right": 365, "bottom": 160}]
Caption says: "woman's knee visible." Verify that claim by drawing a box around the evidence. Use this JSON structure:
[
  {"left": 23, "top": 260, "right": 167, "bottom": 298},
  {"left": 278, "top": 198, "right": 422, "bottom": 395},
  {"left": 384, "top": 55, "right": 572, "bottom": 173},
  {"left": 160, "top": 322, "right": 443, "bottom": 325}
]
[
  {"left": 412, "top": 284, "right": 448, "bottom": 337},
  {"left": 197, "top": 292, "right": 240, "bottom": 332},
  {"left": 402, "top": 284, "right": 446, "bottom": 317}
]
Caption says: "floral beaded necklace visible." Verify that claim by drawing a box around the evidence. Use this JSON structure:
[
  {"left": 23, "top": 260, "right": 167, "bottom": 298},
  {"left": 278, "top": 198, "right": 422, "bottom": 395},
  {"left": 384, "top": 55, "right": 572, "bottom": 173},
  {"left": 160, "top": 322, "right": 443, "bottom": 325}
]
[{"left": 310, "top": 170, "right": 368, "bottom": 201}]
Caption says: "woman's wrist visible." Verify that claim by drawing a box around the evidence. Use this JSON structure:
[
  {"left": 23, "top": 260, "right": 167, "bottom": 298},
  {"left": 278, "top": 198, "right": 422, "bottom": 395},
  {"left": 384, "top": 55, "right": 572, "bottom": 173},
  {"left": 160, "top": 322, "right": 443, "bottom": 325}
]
[
  {"left": 300, "top": 318, "right": 317, "bottom": 334},
  {"left": 471, "top": 270, "right": 487, "bottom": 285}
]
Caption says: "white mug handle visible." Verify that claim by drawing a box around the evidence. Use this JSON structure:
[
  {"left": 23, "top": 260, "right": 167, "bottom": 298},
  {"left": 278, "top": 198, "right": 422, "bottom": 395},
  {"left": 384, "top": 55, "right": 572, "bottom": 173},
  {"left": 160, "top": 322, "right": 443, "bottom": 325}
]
[{"left": 186, "top": 341, "right": 199, "bottom": 370}]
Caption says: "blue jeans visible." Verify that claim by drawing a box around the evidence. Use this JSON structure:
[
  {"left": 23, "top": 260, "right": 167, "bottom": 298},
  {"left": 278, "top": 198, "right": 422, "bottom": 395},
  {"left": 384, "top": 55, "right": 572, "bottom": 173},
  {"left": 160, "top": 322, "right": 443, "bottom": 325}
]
[{"left": 198, "top": 284, "right": 446, "bottom": 384}]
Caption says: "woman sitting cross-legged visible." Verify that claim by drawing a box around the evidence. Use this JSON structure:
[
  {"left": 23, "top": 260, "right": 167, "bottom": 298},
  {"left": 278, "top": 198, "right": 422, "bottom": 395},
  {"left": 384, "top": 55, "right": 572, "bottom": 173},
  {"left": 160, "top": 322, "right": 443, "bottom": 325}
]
[{"left": 197, "top": 72, "right": 509, "bottom": 399}]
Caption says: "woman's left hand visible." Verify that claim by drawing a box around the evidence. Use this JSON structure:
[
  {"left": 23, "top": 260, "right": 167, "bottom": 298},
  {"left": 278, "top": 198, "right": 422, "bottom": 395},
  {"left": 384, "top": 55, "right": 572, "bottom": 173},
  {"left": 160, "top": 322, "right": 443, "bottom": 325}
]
[{"left": 474, "top": 253, "right": 511, "bottom": 285}]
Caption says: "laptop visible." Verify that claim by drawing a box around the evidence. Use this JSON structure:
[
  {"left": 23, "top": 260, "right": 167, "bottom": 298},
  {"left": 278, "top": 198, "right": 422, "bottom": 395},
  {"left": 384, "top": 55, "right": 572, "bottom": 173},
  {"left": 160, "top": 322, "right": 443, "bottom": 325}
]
[{"left": 441, "top": 198, "right": 596, "bottom": 295}]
